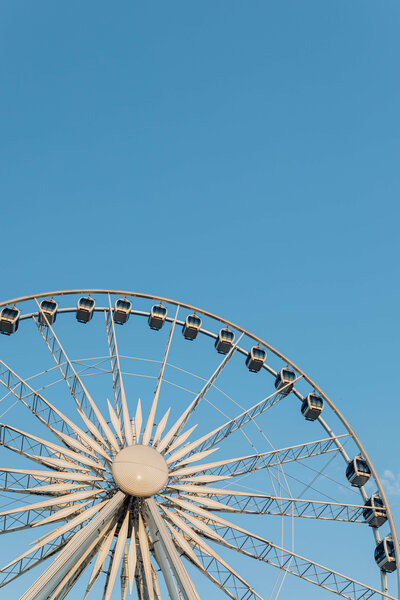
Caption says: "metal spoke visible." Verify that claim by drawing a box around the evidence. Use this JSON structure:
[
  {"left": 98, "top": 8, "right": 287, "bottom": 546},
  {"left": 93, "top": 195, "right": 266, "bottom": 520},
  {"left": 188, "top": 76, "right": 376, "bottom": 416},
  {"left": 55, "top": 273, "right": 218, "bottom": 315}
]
[
  {"left": 105, "top": 295, "right": 133, "bottom": 445},
  {"left": 32, "top": 305, "right": 120, "bottom": 455},
  {"left": 1, "top": 501, "right": 107, "bottom": 576},
  {"left": 0, "top": 468, "right": 102, "bottom": 495},
  {"left": 145, "top": 498, "right": 200, "bottom": 600},
  {"left": 163, "top": 374, "right": 303, "bottom": 460},
  {"left": 168, "top": 502, "right": 395, "bottom": 600},
  {"left": 0, "top": 528, "right": 78, "bottom": 588},
  {"left": 143, "top": 306, "right": 179, "bottom": 446},
  {"left": 19, "top": 492, "right": 126, "bottom": 600},
  {"left": 167, "top": 484, "right": 367, "bottom": 523},
  {"left": 47, "top": 520, "right": 111, "bottom": 600},
  {"left": 170, "top": 435, "right": 347, "bottom": 482},
  {"left": 157, "top": 333, "right": 244, "bottom": 454},
  {"left": 83, "top": 523, "right": 118, "bottom": 599},
  {"left": 0, "top": 423, "right": 107, "bottom": 477},
  {"left": 0, "top": 359, "right": 110, "bottom": 462},
  {"left": 103, "top": 509, "right": 130, "bottom": 600},
  {"left": 160, "top": 505, "right": 263, "bottom": 600}
]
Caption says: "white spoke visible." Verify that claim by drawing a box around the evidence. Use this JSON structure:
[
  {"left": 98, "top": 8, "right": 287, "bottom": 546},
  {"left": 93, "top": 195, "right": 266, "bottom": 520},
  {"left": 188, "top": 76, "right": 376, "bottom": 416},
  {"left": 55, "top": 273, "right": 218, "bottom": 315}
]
[
  {"left": 0, "top": 467, "right": 102, "bottom": 493},
  {"left": 0, "top": 423, "right": 106, "bottom": 477},
  {"left": 170, "top": 435, "right": 348, "bottom": 482},
  {"left": 84, "top": 523, "right": 118, "bottom": 599},
  {"left": 0, "top": 489, "right": 104, "bottom": 517},
  {"left": 0, "top": 529, "right": 78, "bottom": 589},
  {"left": 104, "top": 510, "right": 130, "bottom": 600},
  {"left": 121, "top": 544, "right": 129, "bottom": 600},
  {"left": 142, "top": 306, "right": 179, "bottom": 446},
  {"left": 166, "top": 447, "right": 218, "bottom": 467},
  {"left": 0, "top": 359, "right": 110, "bottom": 462},
  {"left": 32, "top": 500, "right": 94, "bottom": 528},
  {"left": 1, "top": 501, "right": 107, "bottom": 574},
  {"left": 168, "top": 499, "right": 395, "bottom": 600},
  {"left": 138, "top": 512, "right": 155, "bottom": 600},
  {"left": 135, "top": 398, "right": 143, "bottom": 444},
  {"left": 46, "top": 517, "right": 112, "bottom": 600},
  {"left": 152, "top": 407, "right": 170, "bottom": 447},
  {"left": 127, "top": 523, "right": 137, "bottom": 594},
  {"left": 19, "top": 492, "right": 126, "bottom": 600},
  {"left": 105, "top": 295, "right": 133, "bottom": 446},
  {"left": 107, "top": 398, "right": 124, "bottom": 447},
  {"left": 166, "top": 425, "right": 198, "bottom": 456},
  {"left": 157, "top": 334, "right": 244, "bottom": 454},
  {"left": 160, "top": 505, "right": 263, "bottom": 600},
  {"left": 145, "top": 498, "right": 200, "bottom": 600},
  {"left": 169, "top": 374, "right": 303, "bottom": 460},
  {"left": 165, "top": 521, "right": 202, "bottom": 567},
  {"left": 167, "top": 485, "right": 367, "bottom": 523},
  {"left": 32, "top": 306, "right": 120, "bottom": 455}
]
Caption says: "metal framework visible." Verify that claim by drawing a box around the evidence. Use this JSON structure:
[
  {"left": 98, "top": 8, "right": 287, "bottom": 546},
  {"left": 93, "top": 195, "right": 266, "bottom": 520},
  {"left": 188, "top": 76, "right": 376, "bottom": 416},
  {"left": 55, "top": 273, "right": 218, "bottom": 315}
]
[{"left": 0, "top": 289, "right": 397, "bottom": 600}]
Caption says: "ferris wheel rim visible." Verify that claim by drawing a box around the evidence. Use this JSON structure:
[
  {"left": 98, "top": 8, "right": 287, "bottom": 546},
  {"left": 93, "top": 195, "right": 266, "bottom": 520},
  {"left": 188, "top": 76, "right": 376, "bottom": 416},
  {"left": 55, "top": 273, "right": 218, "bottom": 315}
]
[{"left": 0, "top": 288, "right": 398, "bottom": 598}]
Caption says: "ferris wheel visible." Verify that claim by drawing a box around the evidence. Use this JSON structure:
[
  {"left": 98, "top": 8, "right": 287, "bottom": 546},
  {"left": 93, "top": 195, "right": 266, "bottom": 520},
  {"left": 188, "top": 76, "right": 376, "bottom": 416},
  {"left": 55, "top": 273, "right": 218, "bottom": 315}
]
[{"left": 0, "top": 289, "right": 398, "bottom": 600}]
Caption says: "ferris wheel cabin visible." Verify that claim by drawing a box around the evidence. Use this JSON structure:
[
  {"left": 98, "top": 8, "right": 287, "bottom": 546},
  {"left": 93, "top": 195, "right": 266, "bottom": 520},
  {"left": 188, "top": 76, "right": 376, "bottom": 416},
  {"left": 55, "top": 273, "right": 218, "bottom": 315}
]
[
  {"left": 76, "top": 296, "right": 95, "bottom": 323},
  {"left": 182, "top": 314, "right": 202, "bottom": 340},
  {"left": 245, "top": 347, "right": 266, "bottom": 372},
  {"left": 215, "top": 328, "right": 235, "bottom": 354},
  {"left": 274, "top": 368, "right": 296, "bottom": 395},
  {"left": 148, "top": 304, "right": 167, "bottom": 330},
  {"left": 113, "top": 298, "right": 132, "bottom": 325},
  {"left": 38, "top": 299, "right": 58, "bottom": 326},
  {"left": 346, "top": 457, "right": 371, "bottom": 487},
  {"left": 363, "top": 494, "right": 387, "bottom": 528},
  {"left": 0, "top": 307, "right": 20, "bottom": 335},
  {"left": 374, "top": 537, "right": 397, "bottom": 572},
  {"left": 301, "top": 393, "right": 324, "bottom": 421}
]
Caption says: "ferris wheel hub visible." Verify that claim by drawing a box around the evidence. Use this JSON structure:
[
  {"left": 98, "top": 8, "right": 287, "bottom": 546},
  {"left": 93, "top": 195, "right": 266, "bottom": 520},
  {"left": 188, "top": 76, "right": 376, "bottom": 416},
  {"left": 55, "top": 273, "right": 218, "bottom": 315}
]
[{"left": 111, "top": 444, "right": 168, "bottom": 497}]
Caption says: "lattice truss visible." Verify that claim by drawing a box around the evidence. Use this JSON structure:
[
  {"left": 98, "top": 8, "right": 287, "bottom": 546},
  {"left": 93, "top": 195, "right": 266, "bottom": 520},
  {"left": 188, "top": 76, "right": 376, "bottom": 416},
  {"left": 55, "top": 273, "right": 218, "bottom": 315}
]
[{"left": 0, "top": 294, "right": 394, "bottom": 600}]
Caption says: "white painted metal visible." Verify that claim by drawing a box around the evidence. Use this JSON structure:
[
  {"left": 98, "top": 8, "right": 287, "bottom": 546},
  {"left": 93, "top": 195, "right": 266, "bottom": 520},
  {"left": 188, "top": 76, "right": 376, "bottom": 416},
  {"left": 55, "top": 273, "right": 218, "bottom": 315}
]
[
  {"left": 127, "top": 524, "right": 137, "bottom": 594},
  {"left": 0, "top": 289, "right": 397, "bottom": 600},
  {"left": 84, "top": 524, "right": 118, "bottom": 599},
  {"left": 135, "top": 398, "right": 143, "bottom": 444},
  {"left": 107, "top": 398, "right": 124, "bottom": 446},
  {"left": 142, "top": 306, "right": 179, "bottom": 446},
  {"left": 138, "top": 513, "right": 155, "bottom": 600},
  {"left": 166, "top": 446, "right": 218, "bottom": 466},
  {"left": 0, "top": 489, "right": 102, "bottom": 517},
  {"left": 165, "top": 425, "right": 198, "bottom": 456},
  {"left": 146, "top": 498, "right": 200, "bottom": 600},
  {"left": 105, "top": 294, "right": 133, "bottom": 446},
  {"left": 103, "top": 510, "right": 130, "bottom": 600},
  {"left": 19, "top": 492, "right": 126, "bottom": 600},
  {"left": 152, "top": 407, "right": 170, "bottom": 447}
]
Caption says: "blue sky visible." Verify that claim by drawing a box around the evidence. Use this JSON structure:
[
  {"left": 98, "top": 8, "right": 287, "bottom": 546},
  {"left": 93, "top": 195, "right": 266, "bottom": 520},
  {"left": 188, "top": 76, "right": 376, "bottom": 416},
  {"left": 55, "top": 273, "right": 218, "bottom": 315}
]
[{"left": 0, "top": 1, "right": 399, "bottom": 598}]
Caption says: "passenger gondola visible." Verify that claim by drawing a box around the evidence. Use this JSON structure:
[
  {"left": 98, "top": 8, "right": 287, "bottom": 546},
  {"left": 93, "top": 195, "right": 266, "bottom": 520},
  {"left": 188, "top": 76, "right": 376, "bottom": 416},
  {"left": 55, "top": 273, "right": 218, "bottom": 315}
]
[
  {"left": 38, "top": 299, "right": 58, "bottom": 326},
  {"left": 245, "top": 346, "right": 266, "bottom": 372},
  {"left": 148, "top": 304, "right": 167, "bottom": 330},
  {"left": 215, "top": 328, "right": 235, "bottom": 354},
  {"left": 363, "top": 494, "right": 387, "bottom": 528},
  {"left": 301, "top": 392, "right": 324, "bottom": 421},
  {"left": 374, "top": 537, "right": 396, "bottom": 572},
  {"left": 0, "top": 306, "right": 20, "bottom": 335},
  {"left": 182, "top": 314, "right": 202, "bottom": 340},
  {"left": 76, "top": 296, "right": 95, "bottom": 323},
  {"left": 113, "top": 298, "right": 132, "bottom": 325},
  {"left": 346, "top": 456, "right": 371, "bottom": 487},
  {"left": 274, "top": 367, "right": 296, "bottom": 395}
]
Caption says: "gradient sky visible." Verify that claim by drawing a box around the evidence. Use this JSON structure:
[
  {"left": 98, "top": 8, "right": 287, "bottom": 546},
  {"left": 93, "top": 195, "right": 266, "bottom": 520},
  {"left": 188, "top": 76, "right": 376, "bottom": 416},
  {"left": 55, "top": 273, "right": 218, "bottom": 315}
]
[{"left": 0, "top": 1, "right": 399, "bottom": 598}]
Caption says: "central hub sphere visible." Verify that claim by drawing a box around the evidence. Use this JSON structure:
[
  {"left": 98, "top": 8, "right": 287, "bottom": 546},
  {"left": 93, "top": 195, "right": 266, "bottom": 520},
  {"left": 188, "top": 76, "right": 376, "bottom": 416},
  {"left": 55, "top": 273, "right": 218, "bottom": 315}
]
[{"left": 111, "top": 445, "right": 168, "bottom": 497}]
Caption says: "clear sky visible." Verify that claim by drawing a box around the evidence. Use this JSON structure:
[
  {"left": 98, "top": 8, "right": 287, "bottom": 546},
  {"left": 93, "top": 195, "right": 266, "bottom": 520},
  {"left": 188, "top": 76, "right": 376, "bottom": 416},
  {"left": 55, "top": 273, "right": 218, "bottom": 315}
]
[{"left": 0, "top": 1, "right": 399, "bottom": 598}]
